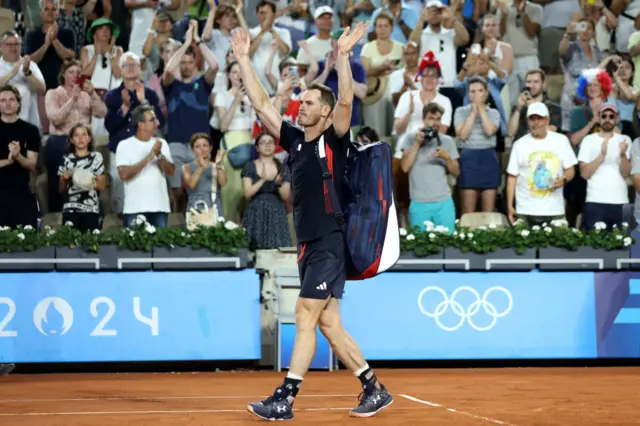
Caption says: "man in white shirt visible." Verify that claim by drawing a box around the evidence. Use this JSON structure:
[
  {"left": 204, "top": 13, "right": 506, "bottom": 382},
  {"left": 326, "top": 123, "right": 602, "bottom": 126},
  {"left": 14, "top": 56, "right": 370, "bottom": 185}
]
[
  {"left": 408, "top": 0, "right": 469, "bottom": 87},
  {"left": 577, "top": 103, "right": 631, "bottom": 230},
  {"left": 506, "top": 102, "right": 577, "bottom": 226},
  {"left": 249, "top": 1, "right": 292, "bottom": 96},
  {"left": 0, "top": 31, "right": 46, "bottom": 130},
  {"left": 116, "top": 104, "right": 175, "bottom": 228},
  {"left": 295, "top": 6, "right": 334, "bottom": 66}
]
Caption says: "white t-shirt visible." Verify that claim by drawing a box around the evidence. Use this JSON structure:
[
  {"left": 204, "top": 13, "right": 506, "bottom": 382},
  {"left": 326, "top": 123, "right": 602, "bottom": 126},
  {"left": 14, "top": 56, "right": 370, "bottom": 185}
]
[
  {"left": 506, "top": 131, "right": 578, "bottom": 216},
  {"left": 394, "top": 89, "right": 452, "bottom": 134},
  {"left": 577, "top": 133, "right": 632, "bottom": 204},
  {"left": 295, "top": 35, "right": 333, "bottom": 65},
  {"left": 249, "top": 26, "right": 293, "bottom": 95},
  {"left": 115, "top": 136, "right": 173, "bottom": 214},
  {"left": 387, "top": 67, "right": 422, "bottom": 98},
  {"left": 214, "top": 90, "right": 255, "bottom": 131},
  {"left": 205, "top": 29, "right": 233, "bottom": 71},
  {"left": 0, "top": 57, "right": 45, "bottom": 129},
  {"left": 419, "top": 26, "right": 457, "bottom": 87}
]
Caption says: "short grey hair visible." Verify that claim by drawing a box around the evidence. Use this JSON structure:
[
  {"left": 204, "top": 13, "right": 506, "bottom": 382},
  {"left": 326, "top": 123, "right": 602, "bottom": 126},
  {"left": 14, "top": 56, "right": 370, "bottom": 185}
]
[
  {"left": 131, "top": 104, "right": 154, "bottom": 131},
  {"left": 119, "top": 51, "right": 141, "bottom": 69},
  {"left": 39, "top": 0, "right": 60, "bottom": 10}
]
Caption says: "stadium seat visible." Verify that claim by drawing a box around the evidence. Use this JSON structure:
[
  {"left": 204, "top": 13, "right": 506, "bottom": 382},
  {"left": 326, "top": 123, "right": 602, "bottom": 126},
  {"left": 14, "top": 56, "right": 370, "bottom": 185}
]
[
  {"left": 0, "top": 8, "right": 14, "bottom": 37},
  {"left": 459, "top": 212, "right": 510, "bottom": 229},
  {"left": 167, "top": 212, "right": 185, "bottom": 228},
  {"left": 102, "top": 213, "right": 122, "bottom": 230},
  {"left": 40, "top": 212, "right": 62, "bottom": 229}
]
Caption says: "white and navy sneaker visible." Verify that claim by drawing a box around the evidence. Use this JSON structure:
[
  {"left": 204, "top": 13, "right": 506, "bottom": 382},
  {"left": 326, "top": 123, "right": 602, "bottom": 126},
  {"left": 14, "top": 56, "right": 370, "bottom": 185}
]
[
  {"left": 350, "top": 383, "right": 394, "bottom": 418},
  {"left": 247, "top": 388, "right": 294, "bottom": 421}
]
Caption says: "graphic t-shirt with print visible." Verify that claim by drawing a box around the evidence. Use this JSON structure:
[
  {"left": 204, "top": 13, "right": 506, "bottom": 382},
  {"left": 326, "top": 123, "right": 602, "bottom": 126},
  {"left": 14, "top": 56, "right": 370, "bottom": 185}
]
[{"left": 58, "top": 152, "right": 105, "bottom": 214}]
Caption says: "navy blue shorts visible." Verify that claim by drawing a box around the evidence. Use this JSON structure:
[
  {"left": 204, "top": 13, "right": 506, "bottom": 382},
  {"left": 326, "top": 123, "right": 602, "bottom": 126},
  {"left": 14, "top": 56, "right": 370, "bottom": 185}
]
[
  {"left": 297, "top": 231, "right": 347, "bottom": 300},
  {"left": 457, "top": 148, "right": 501, "bottom": 189}
]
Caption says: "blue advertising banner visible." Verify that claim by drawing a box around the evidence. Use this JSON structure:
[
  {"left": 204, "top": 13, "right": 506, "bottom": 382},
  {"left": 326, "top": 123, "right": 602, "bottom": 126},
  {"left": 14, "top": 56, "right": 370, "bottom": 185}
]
[
  {"left": 0, "top": 271, "right": 261, "bottom": 363},
  {"left": 341, "top": 271, "right": 599, "bottom": 360}
]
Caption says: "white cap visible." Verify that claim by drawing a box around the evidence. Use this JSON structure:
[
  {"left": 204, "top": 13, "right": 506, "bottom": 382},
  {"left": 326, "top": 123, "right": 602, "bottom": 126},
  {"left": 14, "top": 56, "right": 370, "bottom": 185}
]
[
  {"left": 527, "top": 102, "right": 549, "bottom": 118},
  {"left": 313, "top": 6, "right": 334, "bottom": 19},
  {"left": 426, "top": 0, "right": 445, "bottom": 8}
]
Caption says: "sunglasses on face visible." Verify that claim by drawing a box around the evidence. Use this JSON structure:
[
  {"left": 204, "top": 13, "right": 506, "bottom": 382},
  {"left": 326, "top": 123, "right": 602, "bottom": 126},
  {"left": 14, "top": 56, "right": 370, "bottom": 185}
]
[{"left": 601, "top": 113, "right": 616, "bottom": 120}]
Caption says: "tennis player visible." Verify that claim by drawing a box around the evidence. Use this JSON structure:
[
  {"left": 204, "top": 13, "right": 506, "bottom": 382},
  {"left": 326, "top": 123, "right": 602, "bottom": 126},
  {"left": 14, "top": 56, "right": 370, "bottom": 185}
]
[{"left": 230, "top": 24, "right": 393, "bottom": 421}]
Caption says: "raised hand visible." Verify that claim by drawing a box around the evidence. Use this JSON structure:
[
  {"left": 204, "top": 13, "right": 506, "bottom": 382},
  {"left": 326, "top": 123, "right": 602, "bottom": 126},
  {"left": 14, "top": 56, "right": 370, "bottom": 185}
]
[
  {"left": 230, "top": 28, "right": 251, "bottom": 59},
  {"left": 337, "top": 22, "right": 368, "bottom": 55}
]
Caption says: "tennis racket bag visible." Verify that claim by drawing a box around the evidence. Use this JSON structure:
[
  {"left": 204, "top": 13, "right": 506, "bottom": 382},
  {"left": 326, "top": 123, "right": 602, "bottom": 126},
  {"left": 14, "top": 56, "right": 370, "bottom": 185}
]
[{"left": 317, "top": 137, "right": 400, "bottom": 280}]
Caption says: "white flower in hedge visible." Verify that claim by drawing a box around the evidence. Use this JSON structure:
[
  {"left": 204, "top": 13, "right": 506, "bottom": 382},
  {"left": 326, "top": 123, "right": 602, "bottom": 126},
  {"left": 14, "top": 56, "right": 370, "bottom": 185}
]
[
  {"left": 424, "top": 220, "right": 435, "bottom": 231},
  {"left": 455, "top": 219, "right": 460, "bottom": 224},
  {"left": 616, "top": 235, "right": 623, "bottom": 240},
  {"left": 532, "top": 225, "right": 541, "bottom": 231},
  {"left": 180, "top": 232, "right": 186, "bottom": 237},
  {"left": 0, "top": 226, "right": 9, "bottom": 231},
  {"left": 135, "top": 214, "right": 147, "bottom": 226},
  {"left": 544, "top": 227, "right": 552, "bottom": 233},
  {"left": 92, "top": 229, "right": 100, "bottom": 234},
  {"left": 594, "top": 221, "right": 607, "bottom": 231},
  {"left": 428, "top": 233, "right": 436, "bottom": 239},
  {"left": 64, "top": 221, "right": 73, "bottom": 226},
  {"left": 513, "top": 218, "right": 524, "bottom": 226},
  {"left": 467, "top": 232, "right": 474, "bottom": 239},
  {"left": 453, "top": 231, "right": 458, "bottom": 236},
  {"left": 434, "top": 225, "right": 448, "bottom": 233},
  {"left": 622, "top": 222, "right": 629, "bottom": 229},
  {"left": 520, "top": 229, "right": 530, "bottom": 237},
  {"left": 17, "top": 233, "right": 25, "bottom": 240},
  {"left": 459, "top": 233, "right": 466, "bottom": 239},
  {"left": 406, "top": 234, "right": 415, "bottom": 241},
  {"left": 489, "top": 224, "right": 497, "bottom": 229},
  {"left": 128, "top": 230, "right": 135, "bottom": 237},
  {"left": 217, "top": 216, "right": 226, "bottom": 223},
  {"left": 23, "top": 225, "right": 34, "bottom": 231},
  {"left": 144, "top": 223, "right": 156, "bottom": 234},
  {"left": 399, "top": 228, "right": 407, "bottom": 237},
  {"left": 624, "top": 237, "right": 632, "bottom": 247},
  {"left": 550, "top": 219, "right": 568, "bottom": 227},
  {"left": 478, "top": 225, "right": 487, "bottom": 230},
  {"left": 224, "top": 221, "right": 239, "bottom": 230},
  {"left": 542, "top": 222, "right": 548, "bottom": 227}
]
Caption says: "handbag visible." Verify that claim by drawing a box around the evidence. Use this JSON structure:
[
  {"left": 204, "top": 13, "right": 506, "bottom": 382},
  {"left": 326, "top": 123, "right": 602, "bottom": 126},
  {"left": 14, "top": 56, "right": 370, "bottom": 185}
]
[
  {"left": 186, "top": 164, "right": 221, "bottom": 230},
  {"left": 222, "top": 136, "right": 252, "bottom": 169}
]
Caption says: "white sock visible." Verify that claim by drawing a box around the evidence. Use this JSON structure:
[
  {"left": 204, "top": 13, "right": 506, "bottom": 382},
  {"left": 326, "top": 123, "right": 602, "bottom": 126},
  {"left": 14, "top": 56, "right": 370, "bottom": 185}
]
[
  {"left": 286, "top": 372, "right": 304, "bottom": 381},
  {"left": 353, "top": 363, "right": 370, "bottom": 377}
]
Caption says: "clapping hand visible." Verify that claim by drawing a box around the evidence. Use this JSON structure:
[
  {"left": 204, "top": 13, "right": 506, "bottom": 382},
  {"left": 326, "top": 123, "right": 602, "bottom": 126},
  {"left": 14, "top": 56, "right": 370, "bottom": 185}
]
[
  {"left": 8, "top": 141, "right": 20, "bottom": 159},
  {"left": 336, "top": 22, "right": 368, "bottom": 56}
]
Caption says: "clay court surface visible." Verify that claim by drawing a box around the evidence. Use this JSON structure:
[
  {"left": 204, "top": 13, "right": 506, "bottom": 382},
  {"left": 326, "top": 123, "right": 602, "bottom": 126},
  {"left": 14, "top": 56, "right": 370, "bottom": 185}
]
[{"left": 0, "top": 367, "right": 638, "bottom": 425}]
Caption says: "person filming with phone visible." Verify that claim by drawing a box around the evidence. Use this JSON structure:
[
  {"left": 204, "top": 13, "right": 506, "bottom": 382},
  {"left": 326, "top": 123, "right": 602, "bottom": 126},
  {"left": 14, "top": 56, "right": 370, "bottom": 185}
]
[
  {"left": 44, "top": 60, "right": 107, "bottom": 213},
  {"left": 507, "top": 69, "right": 562, "bottom": 141},
  {"left": 399, "top": 102, "right": 459, "bottom": 231}
]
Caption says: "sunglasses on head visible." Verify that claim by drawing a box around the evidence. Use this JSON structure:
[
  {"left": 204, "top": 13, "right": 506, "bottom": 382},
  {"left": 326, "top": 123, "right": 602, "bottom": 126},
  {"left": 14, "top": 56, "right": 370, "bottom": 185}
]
[{"left": 600, "top": 113, "right": 616, "bottom": 120}]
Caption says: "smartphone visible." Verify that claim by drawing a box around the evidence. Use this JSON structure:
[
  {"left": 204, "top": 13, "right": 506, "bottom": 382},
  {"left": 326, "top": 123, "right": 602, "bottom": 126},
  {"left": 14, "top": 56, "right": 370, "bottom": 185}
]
[
  {"left": 288, "top": 65, "right": 299, "bottom": 83},
  {"left": 76, "top": 75, "right": 89, "bottom": 87},
  {"left": 575, "top": 22, "right": 587, "bottom": 32},
  {"left": 522, "top": 86, "right": 531, "bottom": 97},
  {"left": 471, "top": 43, "right": 481, "bottom": 55}
]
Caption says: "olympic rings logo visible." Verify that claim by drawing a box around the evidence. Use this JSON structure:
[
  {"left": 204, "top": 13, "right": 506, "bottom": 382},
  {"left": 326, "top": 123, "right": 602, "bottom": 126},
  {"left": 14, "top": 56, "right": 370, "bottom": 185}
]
[{"left": 417, "top": 286, "right": 513, "bottom": 332}]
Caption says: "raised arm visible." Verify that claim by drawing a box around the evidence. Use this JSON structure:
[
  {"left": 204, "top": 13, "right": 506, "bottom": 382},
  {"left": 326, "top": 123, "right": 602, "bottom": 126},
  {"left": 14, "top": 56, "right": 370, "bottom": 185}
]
[
  {"left": 333, "top": 23, "right": 368, "bottom": 138},
  {"left": 230, "top": 28, "right": 283, "bottom": 136}
]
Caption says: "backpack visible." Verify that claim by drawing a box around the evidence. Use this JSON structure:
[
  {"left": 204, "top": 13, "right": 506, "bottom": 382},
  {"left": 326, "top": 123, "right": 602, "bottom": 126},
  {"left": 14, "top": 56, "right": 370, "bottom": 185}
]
[{"left": 312, "top": 136, "right": 400, "bottom": 280}]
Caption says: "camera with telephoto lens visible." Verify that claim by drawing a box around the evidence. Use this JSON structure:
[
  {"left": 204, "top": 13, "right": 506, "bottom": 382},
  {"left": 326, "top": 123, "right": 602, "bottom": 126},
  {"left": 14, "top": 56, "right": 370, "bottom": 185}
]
[{"left": 422, "top": 127, "right": 438, "bottom": 140}]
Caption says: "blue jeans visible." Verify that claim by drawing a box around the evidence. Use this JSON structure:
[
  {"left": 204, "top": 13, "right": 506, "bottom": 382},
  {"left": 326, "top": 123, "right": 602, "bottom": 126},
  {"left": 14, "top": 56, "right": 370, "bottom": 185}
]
[{"left": 123, "top": 212, "right": 168, "bottom": 229}]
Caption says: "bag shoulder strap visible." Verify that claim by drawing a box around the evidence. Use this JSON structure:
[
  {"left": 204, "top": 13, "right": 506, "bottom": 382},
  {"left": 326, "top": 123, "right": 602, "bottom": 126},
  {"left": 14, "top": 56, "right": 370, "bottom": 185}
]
[{"left": 317, "top": 135, "right": 345, "bottom": 226}]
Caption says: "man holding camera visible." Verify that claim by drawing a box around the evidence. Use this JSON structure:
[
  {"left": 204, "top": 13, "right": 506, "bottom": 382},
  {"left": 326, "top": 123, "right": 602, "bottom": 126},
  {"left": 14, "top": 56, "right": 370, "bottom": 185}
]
[
  {"left": 400, "top": 102, "right": 459, "bottom": 230},
  {"left": 507, "top": 69, "right": 562, "bottom": 141}
]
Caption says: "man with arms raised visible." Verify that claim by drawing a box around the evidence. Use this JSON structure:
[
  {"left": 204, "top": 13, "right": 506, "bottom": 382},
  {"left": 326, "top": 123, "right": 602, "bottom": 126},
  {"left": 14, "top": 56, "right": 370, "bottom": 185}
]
[{"left": 230, "top": 24, "right": 394, "bottom": 421}]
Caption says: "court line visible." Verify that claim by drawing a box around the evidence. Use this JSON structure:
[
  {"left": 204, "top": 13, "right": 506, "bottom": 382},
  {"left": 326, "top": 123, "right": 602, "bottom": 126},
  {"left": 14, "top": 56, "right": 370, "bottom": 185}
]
[
  {"left": 400, "top": 394, "right": 516, "bottom": 426},
  {"left": 0, "top": 394, "right": 356, "bottom": 403},
  {"left": 0, "top": 408, "right": 350, "bottom": 417}
]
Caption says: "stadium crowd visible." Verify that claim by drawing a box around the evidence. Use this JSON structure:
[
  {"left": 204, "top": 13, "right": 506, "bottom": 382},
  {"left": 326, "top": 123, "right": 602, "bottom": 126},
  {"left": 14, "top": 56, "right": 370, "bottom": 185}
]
[{"left": 0, "top": 0, "right": 639, "bottom": 249}]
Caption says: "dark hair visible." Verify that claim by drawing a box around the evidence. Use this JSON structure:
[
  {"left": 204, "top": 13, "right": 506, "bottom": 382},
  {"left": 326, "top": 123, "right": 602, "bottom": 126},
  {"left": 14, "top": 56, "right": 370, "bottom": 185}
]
[
  {"left": 58, "top": 60, "right": 81, "bottom": 86},
  {"left": 579, "top": 17, "right": 595, "bottom": 32},
  {"left": 306, "top": 83, "right": 336, "bottom": 111},
  {"left": 278, "top": 56, "right": 296, "bottom": 75},
  {"left": 226, "top": 60, "right": 240, "bottom": 90},
  {"left": 374, "top": 12, "right": 394, "bottom": 28},
  {"left": 0, "top": 84, "right": 21, "bottom": 114},
  {"left": 355, "top": 126, "right": 379, "bottom": 142},
  {"left": 189, "top": 132, "right": 211, "bottom": 149},
  {"left": 525, "top": 68, "right": 546, "bottom": 83},
  {"left": 1, "top": 30, "right": 19, "bottom": 42},
  {"left": 184, "top": 45, "right": 196, "bottom": 58},
  {"left": 214, "top": 4, "right": 237, "bottom": 29},
  {"left": 67, "top": 123, "right": 95, "bottom": 153},
  {"left": 468, "top": 75, "right": 488, "bottom": 90},
  {"left": 132, "top": 104, "right": 155, "bottom": 131},
  {"left": 422, "top": 102, "right": 444, "bottom": 118},
  {"left": 254, "top": 132, "right": 282, "bottom": 173},
  {"left": 256, "top": 0, "right": 276, "bottom": 14}
]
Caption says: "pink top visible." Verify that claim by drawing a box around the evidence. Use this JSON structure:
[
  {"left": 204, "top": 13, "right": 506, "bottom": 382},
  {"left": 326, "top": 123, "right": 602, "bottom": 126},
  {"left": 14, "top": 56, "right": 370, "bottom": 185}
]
[
  {"left": 146, "top": 73, "right": 168, "bottom": 119},
  {"left": 44, "top": 86, "right": 108, "bottom": 135}
]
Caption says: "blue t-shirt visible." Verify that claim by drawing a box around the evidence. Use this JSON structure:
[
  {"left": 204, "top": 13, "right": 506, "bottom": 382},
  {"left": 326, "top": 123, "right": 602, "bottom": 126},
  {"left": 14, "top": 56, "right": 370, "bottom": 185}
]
[
  {"left": 316, "top": 59, "right": 366, "bottom": 127},
  {"left": 162, "top": 75, "right": 213, "bottom": 144}
]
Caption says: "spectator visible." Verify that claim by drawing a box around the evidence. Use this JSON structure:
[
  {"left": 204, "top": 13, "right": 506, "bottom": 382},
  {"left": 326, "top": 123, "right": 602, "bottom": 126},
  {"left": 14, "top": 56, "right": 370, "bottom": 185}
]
[
  {"left": 400, "top": 102, "right": 459, "bottom": 230},
  {"left": 146, "top": 38, "right": 181, "bottom": 127},
  {"left": 409, "top": 1, "right": 469, "bottom": 87},
  {"left": 57, "top": 0, "right": 94, "bottom": 55},
  {"left": 559, "top": 18, "right": 603, "bottom": 132},
  {"left": 612, "top": 0, "right": 640, "bottom": 55},
  {"left": 506, "top": 102, "right": 577, "bottom": 226},
  {"left": 0, "top": 85, "right": 40, "bottom": 229},
  {"left": 389, "top": 41, "right": 420, "bottom": 108},
  {"left": 210, "top": 47, "right": 235, "bottom": 147},
  {"left": 216, "top": 60, "right": 255, "bottom": 223},
  {"left": 611, "top": 57, "right": 639, "bottom": 137},
  {"left": 182, "top": 132, "right": 227, "bottom": 223},
  {"left": 295, "top": 6, "right": 334, "bottom": 67},
  {"left": 25, "top": 1, "right": 76, "bottom": 92},
  {"left": 126, "top": 0, "right": 168, "bottom": 59},
  {"left": 571, "top": 0, "right": 617, "bottom": 55},
  {"left": 360, "top": 12, "right": 403, "bottom": 137},
  {"left": 116, "top": 104, "right": 175, "bottom": 228},
  {"left": 368, "top": 0, "right": 418, "bottom": 44},
  {"left": 454, "top": 76, "right": 501, "bottom": 215},
  {"left": 495, "top": 0, "right": 542, "bottom": 106},
  {"left": 141, "top": 9, "right": 176, "bottom": 79},
  {"left": 58, "top": 123, "right": 106, "bottom": 232},
  {"left": 507, "top": 69, "right": 562, "bottom": 141},
  {"left": 80, "top": 17, "right": 124, "bottom": 138},
  {"left": 45, "top": 60, "right": 107, "bottom": 213},
  {"left": 104, "top": 51, "right": 164, "bottom": 214},
  {"left": 578, "top": 103, "right": 631, "bottom": 230},
  {"left": 241, "top": 132, "right": 292, "bottom": 250},
  {"left": 394, "top": 52, "right": 453, "bottom": 139},
  {"left": 249, "top": 1, "right": 292, "bottom": 96},
  {"left": 629, "top": 14, "right": 640, "bottom": 89},
  {"left": 345, "top": 0, "right": 378, "bottom": 27},
  {"left": 630, "top": 130, "right": 640, "bottom": 229},
  {"left": 162, "top": 22, "right": 218, "bottom": 213},
  {"left": 202, "top": 1, "right": 250, "bottom": 72},
  {"left": 477, "top": 13, "right": 514, "bottom": 115},
  {"left": 355, "top": 125, "right": 379, "bottom": 145},
  {"left": 0, "top": 31, "right": 46, "bottom": 130},
  {"left": 264, "top": 41, "right": 314, "bottom": 94}
]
